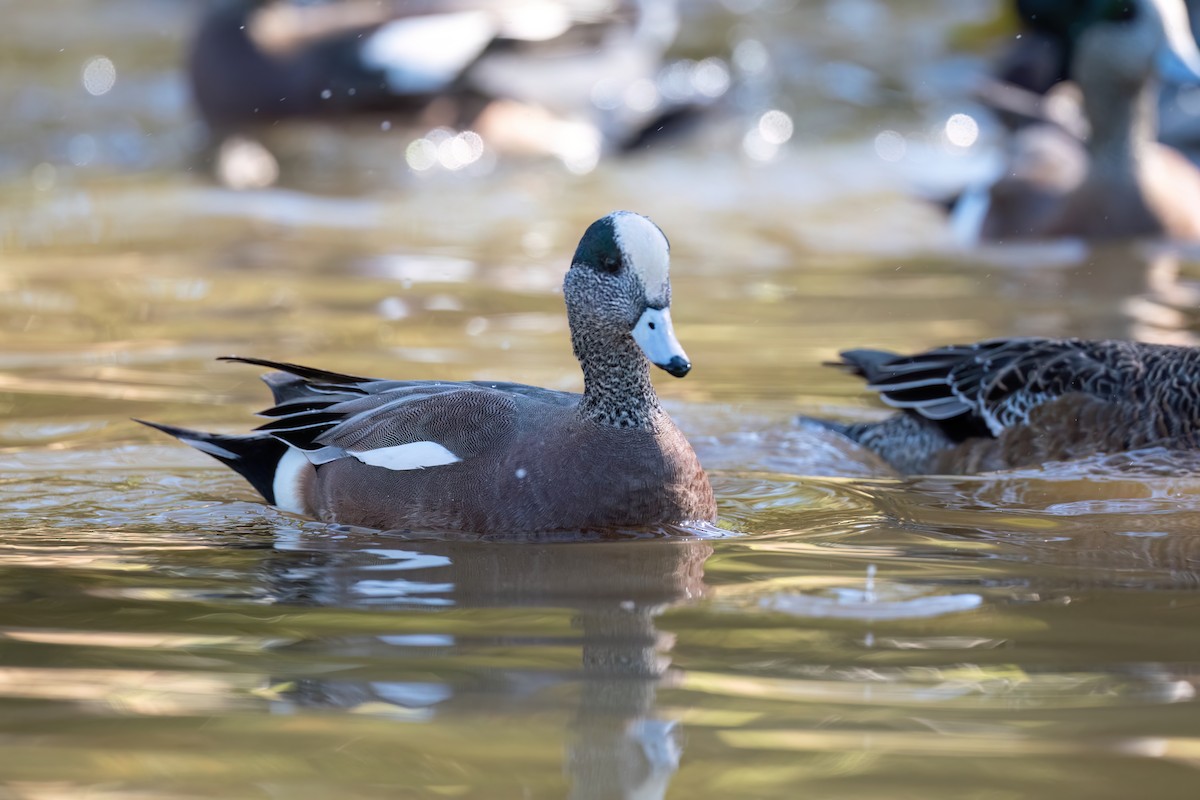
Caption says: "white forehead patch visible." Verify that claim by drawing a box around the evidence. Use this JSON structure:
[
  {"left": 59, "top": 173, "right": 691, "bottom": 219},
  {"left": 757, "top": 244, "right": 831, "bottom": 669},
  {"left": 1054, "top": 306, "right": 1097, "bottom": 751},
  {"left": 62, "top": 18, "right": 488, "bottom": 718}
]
[{"left": 612, "top": 212, "right": 670, "bottom": 305}]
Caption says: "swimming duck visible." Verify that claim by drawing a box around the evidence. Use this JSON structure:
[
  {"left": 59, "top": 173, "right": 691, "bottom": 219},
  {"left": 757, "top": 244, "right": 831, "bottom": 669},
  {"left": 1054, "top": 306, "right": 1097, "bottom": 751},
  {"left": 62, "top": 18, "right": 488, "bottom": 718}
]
[
  {"left": 955, "top": 0, "right": 1200, "bottom": 242},
  {"left": 980, "top": 0, "right": 1200, "bottom": 139},
  {"left": 810, "top": 336, "right": 1200, "bottom": 474},
  {"left": 188, "top": 0, "right": 704, "bottom": 173},
  {"left": 141, "top": 212, "right": 716, "bottom": 533}
]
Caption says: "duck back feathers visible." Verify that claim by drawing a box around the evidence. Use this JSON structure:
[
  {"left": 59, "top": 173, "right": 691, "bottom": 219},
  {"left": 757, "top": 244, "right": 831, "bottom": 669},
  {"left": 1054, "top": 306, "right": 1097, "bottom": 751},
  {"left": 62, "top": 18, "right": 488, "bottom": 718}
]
[{"left": 824, "top": 337, "right": 1200, "bottom": 473}]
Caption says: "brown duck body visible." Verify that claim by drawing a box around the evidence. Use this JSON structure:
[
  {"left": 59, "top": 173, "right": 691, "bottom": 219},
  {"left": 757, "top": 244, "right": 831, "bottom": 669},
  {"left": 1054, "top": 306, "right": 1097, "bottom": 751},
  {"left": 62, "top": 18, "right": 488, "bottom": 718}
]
[
  {"left": 263, "top": 370, "right": 715, "bottom": 532},
  {"left": 818, "top": 338, "right": 1200, "bottom": 474},
  {"left": 978, "top": 139, "right": 1200, "bottom": 241},
  {"left": 1035, "top": 139, "right": 1200, "bottom": 240},
  {"left": 144, "top": 211, "right": 716, "bottom": 533}
]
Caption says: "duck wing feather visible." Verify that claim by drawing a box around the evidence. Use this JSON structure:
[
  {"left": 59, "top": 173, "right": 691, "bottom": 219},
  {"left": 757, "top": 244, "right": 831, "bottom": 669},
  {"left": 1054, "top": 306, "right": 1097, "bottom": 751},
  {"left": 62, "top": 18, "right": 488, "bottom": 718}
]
[
  {"left": 224, "top": 356, "right": 559, "bottom": 467},
  {"left": 836, "top": 338, "right": 1145, "bottom": 440}
]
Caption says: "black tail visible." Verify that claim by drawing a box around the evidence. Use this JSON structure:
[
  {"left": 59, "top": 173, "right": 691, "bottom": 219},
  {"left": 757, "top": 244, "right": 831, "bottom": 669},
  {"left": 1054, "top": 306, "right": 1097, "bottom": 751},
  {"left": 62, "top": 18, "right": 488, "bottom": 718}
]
[
  {"left": 136, "top": 419, "right": 287, "bottom": 504},
  {"left": 827, "top": 348, "right": 903, "bottom": 382},
  {"left": 217, "top": 355, "right": 370, "bottom": 385},
  {"left": 218, "top": 355, "right": 374, "bottom": 405}
]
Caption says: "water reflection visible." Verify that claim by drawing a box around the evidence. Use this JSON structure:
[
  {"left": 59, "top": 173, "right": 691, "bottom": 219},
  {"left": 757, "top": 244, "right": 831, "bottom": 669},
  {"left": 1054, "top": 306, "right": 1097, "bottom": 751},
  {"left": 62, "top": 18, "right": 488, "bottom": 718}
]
[
  {"left": 2, "top": 449, "right": 1200, "bottom": 796},
  {"left": 261, "top": 527, "right": 712, "bottom": 799},
  {"left": 967, "top": 241, "right": 1200, "bottom": 343},
  {"left": 890, "top": 455, "right": 1200, "bottom": 590}
]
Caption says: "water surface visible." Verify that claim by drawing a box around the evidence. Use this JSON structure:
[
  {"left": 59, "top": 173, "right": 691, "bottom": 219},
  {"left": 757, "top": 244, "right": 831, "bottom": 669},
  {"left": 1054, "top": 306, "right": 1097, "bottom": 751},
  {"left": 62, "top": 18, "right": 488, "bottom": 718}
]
[{"left": 3, "top": 1, "right": 1200, "bottom": 798}]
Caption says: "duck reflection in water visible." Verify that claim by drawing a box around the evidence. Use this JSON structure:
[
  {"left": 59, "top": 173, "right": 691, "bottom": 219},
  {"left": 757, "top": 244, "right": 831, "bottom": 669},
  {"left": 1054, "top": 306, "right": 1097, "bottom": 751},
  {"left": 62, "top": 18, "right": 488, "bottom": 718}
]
[
  {"left": 256, "top": 526, "right": 712, "bottom": 800},
  {"left": 896, "top": 457, "right": 1200, "bottom": 591},
  {"left": 980, "top": 243, "right": 1200, "bottom": 345}
]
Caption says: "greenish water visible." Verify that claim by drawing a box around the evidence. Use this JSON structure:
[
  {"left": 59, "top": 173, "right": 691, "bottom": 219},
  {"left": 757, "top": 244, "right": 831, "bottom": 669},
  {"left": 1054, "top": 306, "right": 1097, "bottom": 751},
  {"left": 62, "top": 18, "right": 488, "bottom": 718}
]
[{"left": 4, "top": 1, "right": 1200, "bottom": 798}]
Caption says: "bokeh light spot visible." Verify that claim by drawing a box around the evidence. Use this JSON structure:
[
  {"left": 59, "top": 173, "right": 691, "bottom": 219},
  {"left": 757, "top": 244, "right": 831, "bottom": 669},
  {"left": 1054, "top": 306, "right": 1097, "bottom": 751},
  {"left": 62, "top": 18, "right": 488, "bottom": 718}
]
[
  {"left": 692, "top": 58, "right": 731, "bottom": 97},
  {"left": 758, "top": 110, "right": 794, "bottom": 145},
  {"left": 457, "top": 131, "right": 484, "bottom": 162},
  {"left": 405, "top": 138, "right": 438, "bottom": 171},
  {"left": 742, "top": 129, "right": 777, "bottom": 162},
  {"left": 82, "top": 56, "right": 116, "bottom": 96},
  {"left": 733, "top": 39, "right": 768, "bottom": 75},
  {"left": 873, "top": 130, "right": 907, "bottom": 162},
  {"left": 944, "top": 113, "right": 979, "bottom": 148},
  {"left": 215, "top": 137, "right": 279, "bottom": 190},
  {"left": 624, "top": 79, "right": 659, "bottom": 113},
  {"left": 590, "top": 78, "right": 622, "bottom": 111}
]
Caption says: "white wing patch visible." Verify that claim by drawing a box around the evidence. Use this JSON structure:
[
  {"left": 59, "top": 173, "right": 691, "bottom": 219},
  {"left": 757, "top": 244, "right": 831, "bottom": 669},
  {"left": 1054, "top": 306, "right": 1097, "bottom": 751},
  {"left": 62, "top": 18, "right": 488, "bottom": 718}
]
[
  {"left": 612, "top": 212, "right": 670, "bottom": 305},
  {"left": 361, "top": 12, "right": 495, "bottom": 95},
  {"left": 350, "top": 441, "right": 462, "bottom": 470},
  {"left": 273, "top": 447, "right": 312, "bottom": 515}
]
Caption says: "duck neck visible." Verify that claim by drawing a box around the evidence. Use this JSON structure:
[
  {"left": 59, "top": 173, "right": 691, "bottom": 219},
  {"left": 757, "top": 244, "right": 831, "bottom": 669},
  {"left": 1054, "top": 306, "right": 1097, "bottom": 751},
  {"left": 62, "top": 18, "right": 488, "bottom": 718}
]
[
  {"left": 573, "top": 328, "right": 662, "bottom": 429},
  {"left": 1084, "top": 77, "right": 1156, "bottom": 181}
]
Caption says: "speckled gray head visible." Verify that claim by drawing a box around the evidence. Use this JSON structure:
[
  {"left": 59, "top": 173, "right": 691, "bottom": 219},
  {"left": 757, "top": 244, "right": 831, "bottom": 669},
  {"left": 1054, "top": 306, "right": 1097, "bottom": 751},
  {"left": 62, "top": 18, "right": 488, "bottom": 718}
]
[{"left": 566, "top": 211, "right": 692, "bottom": 377}]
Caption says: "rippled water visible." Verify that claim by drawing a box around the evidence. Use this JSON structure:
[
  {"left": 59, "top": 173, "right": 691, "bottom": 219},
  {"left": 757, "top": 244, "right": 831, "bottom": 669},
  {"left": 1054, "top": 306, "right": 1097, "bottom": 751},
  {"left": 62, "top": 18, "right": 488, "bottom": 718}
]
[{"left": 4, "top": 1, "right": 1200, "bottom": 798}]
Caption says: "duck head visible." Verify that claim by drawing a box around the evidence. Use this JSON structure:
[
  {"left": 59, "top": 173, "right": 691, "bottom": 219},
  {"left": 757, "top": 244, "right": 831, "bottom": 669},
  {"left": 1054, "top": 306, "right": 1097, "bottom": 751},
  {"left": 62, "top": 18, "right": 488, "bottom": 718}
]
[
  {"left": 1019, "top": 0, "right": 1200, "bottom": 86},
  {"left": 564, "top": 211, "right": 691, "bottom": 378}
]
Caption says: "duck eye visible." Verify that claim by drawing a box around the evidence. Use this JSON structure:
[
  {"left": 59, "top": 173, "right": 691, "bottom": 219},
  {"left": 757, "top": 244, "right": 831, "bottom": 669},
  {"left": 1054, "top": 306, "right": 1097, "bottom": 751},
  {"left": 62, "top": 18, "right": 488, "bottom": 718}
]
[{"left": 598, "top": 255, "right": 621, "bottom": 274}]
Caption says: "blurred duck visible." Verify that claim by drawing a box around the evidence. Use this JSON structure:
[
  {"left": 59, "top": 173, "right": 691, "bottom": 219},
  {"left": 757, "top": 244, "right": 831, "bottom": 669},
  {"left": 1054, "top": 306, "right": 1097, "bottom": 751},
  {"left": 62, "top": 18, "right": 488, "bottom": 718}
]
[
  {"left": 979, "top": 0, "right": 1200, "bottom": 140},
  {"left": 809, "top": 336, "right": 1200, "bottom": 474},
  {"left": 188, "top": 0, "right": 718, "bottom": 180},
  {"left": 954, "top": 0, "right": 1200, "bottom": 242}
]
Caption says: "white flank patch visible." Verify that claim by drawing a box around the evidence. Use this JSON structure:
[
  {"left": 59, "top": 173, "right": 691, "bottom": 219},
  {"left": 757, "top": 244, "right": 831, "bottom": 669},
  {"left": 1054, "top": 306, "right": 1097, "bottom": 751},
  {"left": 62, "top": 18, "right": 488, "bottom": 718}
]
[
  {"left": 273, "top": 447, "right": 312, "bottom": 515},
  {"left": 612, "top": 212, "right": 670, "bottom": 305},
  {"left": 361, "top": 12, "right": 495, "bottom": 95},
  {"left": 350, "top": 441, "right": 461, "bottom": 471},
  {"left": 181, "top": 437, "right": 240, "bottom": 460}
]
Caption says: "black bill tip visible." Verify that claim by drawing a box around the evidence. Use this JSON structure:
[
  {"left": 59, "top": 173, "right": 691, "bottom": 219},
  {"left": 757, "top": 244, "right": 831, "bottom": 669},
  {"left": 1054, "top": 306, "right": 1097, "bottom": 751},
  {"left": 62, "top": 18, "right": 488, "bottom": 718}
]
[{"left": 660, "top": 356, "right": 692, "bottom": 378}]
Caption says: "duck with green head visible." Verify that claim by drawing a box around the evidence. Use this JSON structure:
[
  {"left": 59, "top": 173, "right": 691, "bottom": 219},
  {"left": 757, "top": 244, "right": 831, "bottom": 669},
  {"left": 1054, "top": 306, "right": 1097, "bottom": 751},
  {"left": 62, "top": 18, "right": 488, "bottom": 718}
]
[{"left": 956, "top": 0, "right": 1200, "bottom": 242}]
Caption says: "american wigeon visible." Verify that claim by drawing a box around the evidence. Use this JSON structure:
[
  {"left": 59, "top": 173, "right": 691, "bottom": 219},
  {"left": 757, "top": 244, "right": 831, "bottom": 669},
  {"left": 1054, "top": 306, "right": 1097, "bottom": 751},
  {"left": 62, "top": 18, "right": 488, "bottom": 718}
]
[
  {"left": 190, "top": 0, "right": 498, "bottom": 135},
  {"left": 189, "top": 0, "right": 709, "bottom": 167},
  {"left": 955, "top": 0, "right": 1200, "bottom": 242},
  {"left": 809, "top": 336, "right": 1200, "bottom": 474},
  {"left": 142, "top": 212, "right": 716, "bottom": 533}
]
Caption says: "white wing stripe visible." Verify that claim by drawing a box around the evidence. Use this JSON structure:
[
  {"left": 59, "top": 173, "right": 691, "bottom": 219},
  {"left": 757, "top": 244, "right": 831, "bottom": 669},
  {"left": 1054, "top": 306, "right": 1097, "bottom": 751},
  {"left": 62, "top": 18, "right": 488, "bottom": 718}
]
[
  {"left": 361, "top": 13, "right": 495, "bottom": 94},
  {"left": 350, "top": 441, "right": 461, "bottom": 470}
]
